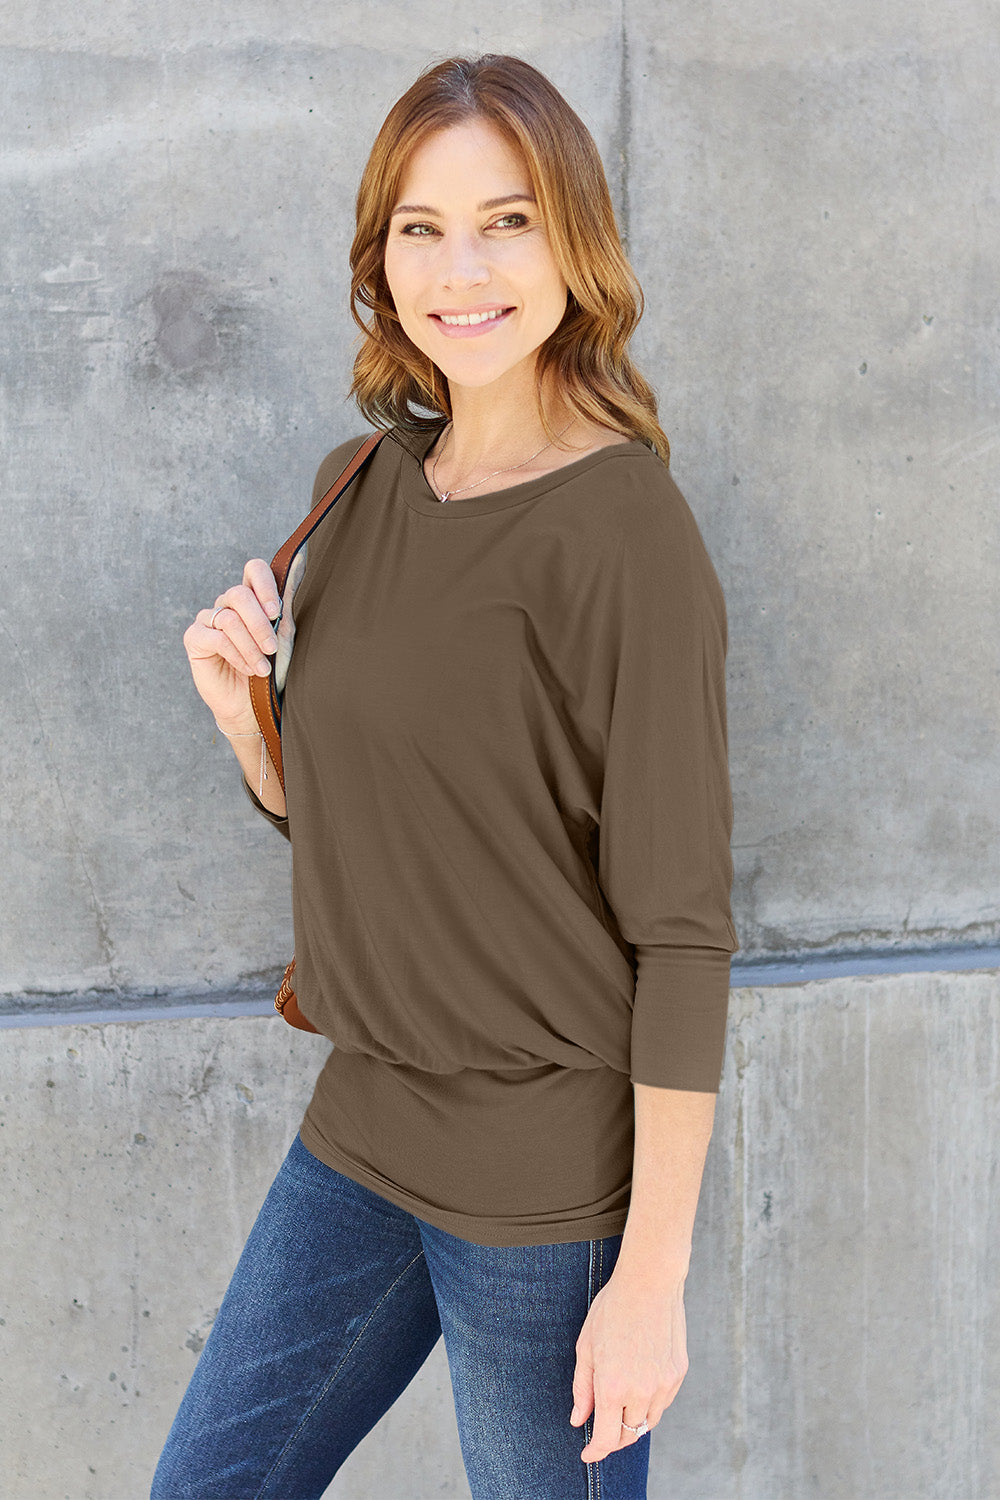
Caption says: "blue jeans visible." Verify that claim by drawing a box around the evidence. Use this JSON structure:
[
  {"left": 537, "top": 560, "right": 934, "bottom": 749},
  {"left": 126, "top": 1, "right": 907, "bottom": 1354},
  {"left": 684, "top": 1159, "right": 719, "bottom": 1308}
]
[{"left": 151, "top": 1132, "right": 650, "bottom": 1499}]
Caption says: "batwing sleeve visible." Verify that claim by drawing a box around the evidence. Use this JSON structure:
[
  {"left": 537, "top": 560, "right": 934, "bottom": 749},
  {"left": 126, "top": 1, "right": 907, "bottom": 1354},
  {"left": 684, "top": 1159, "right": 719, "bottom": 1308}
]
[{"left": 595, "top": 473, "right": 740, "bottom": 1092}]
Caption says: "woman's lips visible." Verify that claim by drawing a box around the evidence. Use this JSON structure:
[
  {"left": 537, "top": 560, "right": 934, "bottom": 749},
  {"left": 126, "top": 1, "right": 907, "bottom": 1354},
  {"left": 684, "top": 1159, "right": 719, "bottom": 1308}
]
[{"left": 428, "top": 307, "right": 515, "bottom": 339}]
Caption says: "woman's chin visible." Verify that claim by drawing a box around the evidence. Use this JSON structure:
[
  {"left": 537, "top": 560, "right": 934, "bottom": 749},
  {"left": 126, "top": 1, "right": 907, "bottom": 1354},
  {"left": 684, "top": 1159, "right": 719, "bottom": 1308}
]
[{"left": 426, "top": 349, "right": 545, "bottom": 398}]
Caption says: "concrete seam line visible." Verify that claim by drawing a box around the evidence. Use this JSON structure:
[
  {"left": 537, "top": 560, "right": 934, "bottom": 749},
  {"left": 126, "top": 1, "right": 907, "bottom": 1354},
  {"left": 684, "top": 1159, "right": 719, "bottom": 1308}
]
[{"left": 1, "top": 945, "right": 999, "bottom": 1026}]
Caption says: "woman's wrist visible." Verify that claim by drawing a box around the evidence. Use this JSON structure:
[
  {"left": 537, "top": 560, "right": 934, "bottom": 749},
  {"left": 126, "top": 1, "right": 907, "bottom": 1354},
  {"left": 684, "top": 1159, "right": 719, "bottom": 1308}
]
[
  {"left": 209, "top": 708, "right": 278, "bottom": 804},
  {"left": 215, "top": 721, "right": 261, "bottom": 740},
  {"left": 213, "top": 707, "right": 260, "bottom": 740}
]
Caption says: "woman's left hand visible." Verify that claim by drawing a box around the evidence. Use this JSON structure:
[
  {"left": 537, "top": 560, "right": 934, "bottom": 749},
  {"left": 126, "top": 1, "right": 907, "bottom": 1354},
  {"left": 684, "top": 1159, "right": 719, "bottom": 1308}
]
[{"left": 569, "top": 1259, "right": 690, "bottom": 1462}]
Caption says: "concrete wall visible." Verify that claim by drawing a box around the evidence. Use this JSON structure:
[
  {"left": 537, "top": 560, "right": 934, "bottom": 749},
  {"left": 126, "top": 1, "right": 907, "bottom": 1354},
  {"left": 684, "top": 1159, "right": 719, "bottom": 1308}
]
[
  {"left": 3, "top": 3, "right": 998, "bottom": 1497},
  {"left": 1, "top": 0, "right": 996, "bottom": 1002},
  {"left": 3, "top": 972, "right": 998, "bottom": 1499}
]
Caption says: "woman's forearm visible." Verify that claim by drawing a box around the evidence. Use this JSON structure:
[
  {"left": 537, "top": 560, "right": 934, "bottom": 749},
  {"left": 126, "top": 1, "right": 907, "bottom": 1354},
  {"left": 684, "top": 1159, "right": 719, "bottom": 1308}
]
[
  {"left": 218, "top": 728, "right": 288, "bottom": 819},
  {"left": 617, "top": 1083, "right": 717, "bottom": 1279}
]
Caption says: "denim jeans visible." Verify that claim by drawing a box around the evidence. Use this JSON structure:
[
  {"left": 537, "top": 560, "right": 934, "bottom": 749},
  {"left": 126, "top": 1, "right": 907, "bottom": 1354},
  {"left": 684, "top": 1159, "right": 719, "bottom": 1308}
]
[{"left": 151, "top": 1132, "right": 650, "bottom": 1499}]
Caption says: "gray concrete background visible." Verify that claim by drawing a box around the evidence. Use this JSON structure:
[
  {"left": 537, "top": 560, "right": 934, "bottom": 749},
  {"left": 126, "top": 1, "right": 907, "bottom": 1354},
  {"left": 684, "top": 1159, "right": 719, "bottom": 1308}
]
[
  {"left": 3, "top": 5, "right": 998, "bottom": 1498},
  {"left": 2, "top": 0, "right": 997, "bottom": 1005},
  {"left": 2, "top": 972, "right": 998, "bottom": 1499}
]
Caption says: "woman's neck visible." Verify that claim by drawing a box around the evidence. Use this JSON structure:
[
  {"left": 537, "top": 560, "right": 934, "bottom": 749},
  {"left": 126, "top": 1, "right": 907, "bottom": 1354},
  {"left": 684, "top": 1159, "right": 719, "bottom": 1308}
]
[
  {"left": 441, "top": 369, "right": 572, "bottom": 472},
  {"left": 424, "top": 366, "right": 631, "bottom": 502}
]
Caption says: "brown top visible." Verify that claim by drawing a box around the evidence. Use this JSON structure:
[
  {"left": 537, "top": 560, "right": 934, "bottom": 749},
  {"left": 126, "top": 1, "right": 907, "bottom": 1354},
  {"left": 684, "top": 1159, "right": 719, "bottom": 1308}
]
[{"left": 246, "top": 424, "right": 740, "bottom": 1245}]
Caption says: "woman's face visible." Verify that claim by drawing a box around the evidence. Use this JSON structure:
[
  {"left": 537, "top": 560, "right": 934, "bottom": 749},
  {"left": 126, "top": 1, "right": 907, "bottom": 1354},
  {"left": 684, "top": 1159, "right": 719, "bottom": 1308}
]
[{"left": 383, "top": 118, "right": 569, "bottom": 395}]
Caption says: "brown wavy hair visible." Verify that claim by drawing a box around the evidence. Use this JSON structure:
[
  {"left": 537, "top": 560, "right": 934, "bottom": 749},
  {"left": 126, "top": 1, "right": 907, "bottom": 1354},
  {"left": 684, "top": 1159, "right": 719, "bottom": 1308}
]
[{"left": 348, "top": 54, "right": 670, "bottom": 463}]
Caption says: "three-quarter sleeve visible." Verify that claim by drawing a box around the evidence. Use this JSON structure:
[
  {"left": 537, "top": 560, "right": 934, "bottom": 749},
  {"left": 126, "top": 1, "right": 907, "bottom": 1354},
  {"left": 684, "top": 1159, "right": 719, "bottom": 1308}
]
[{"left": 596, "top": 476, "right": 740, "bottom": 1092}]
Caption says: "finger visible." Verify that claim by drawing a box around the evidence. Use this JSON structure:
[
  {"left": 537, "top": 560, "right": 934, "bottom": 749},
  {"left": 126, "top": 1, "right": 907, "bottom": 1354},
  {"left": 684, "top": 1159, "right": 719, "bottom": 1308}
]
[
  {"left": 579, "top": 1393, "right": 628, "bottom": 1463},
  {"left": 243, "top": 557, "right": 281, "bottom": 620},
  {"left": 569, "top": 1357, "right": 594, "bottom": 1427},
  {"left": 620, "top": 1408, "right": 650, "bottom": 1443},
  {"left": 206, "top": 608, "right": 272, "bottom": 676},
  {"left": 190, "top": 614, "right": 270, "bottom": 677},
  {"left": 210, "top": 584, "right": 278, "bottom": 657}
]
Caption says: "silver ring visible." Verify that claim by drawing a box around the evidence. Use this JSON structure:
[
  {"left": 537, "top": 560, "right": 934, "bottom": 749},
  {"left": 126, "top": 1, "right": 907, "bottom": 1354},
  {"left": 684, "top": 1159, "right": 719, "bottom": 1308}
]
[
  {"left": 622, "top": 1418, "right": 650, "bottom": 1436},
  {"left": 209, "top": 606, "right": 229, "bottom": 629}
]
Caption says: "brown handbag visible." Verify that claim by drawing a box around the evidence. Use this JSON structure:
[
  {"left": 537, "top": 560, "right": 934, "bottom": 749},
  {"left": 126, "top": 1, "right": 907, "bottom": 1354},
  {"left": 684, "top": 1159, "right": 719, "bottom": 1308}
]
[{"left": 249, "top": 431, "right": 385, "bottom": 1032}]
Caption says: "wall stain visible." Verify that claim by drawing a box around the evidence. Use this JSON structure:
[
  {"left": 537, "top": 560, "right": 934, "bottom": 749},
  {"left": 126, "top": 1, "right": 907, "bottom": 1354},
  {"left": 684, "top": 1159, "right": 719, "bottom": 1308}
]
[
  {"left": 135, "top": 270, "right": 246, "bottom": 381},
  {"left": 151, "top": 276, "right": 220, "bottom": 371}
]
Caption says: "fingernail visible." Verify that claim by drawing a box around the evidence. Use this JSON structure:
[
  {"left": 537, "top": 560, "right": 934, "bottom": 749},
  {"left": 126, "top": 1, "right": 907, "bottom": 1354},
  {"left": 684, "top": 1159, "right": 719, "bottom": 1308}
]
[
  {"left": 257, "top": 659, "right": 270, "bottom": 675},
  {"left": 267, "top": 600, "right": 280, "bottom": 617}
]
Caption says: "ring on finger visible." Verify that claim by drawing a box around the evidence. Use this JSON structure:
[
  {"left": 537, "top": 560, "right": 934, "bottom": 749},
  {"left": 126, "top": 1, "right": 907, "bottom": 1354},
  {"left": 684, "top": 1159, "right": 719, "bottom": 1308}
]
[
  {"left": 209, "top": 606, "right": 229, "bottom": 630},
  {"left": 621, "top": 1417, "right": 650, "bottom": 1436}
]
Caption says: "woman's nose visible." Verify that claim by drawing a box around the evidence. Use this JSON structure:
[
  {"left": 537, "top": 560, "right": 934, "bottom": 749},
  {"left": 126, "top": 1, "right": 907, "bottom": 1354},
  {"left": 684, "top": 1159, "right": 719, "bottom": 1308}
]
[{"left": 441, "top": 232, "right": 489, "bottom": 291}]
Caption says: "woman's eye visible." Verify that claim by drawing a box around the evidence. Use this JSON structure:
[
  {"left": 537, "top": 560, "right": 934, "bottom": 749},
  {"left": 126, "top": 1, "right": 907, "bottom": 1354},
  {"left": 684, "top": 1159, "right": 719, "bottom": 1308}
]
[{"left": 395, "top": 214, "right": 528, "bottom": 238}]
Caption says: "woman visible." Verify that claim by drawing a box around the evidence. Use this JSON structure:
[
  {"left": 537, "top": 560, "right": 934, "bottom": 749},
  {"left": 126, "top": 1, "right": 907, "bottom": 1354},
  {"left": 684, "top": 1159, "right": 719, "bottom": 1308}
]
[{"left": 159, "top": 53, "right": 739, "bottom": 1500}]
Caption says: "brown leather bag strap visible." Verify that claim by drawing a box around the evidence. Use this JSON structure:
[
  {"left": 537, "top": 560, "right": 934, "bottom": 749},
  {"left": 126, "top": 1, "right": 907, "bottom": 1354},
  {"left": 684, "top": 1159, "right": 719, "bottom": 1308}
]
[
  {"left": 249, "top": 431, "right": 385, "bottom": 792},
  {"left": 249, "top": 668, "right": 285, "bottom": 794},
  {"left": 270, "top": 432, "right": 384, "bottom": 596}
]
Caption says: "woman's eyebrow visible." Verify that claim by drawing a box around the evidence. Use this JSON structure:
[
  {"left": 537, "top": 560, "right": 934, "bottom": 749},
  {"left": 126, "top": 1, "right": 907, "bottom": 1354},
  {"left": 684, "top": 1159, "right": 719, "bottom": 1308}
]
[{"left": 390, "top": 193, "right": 537, "bottom": 216}]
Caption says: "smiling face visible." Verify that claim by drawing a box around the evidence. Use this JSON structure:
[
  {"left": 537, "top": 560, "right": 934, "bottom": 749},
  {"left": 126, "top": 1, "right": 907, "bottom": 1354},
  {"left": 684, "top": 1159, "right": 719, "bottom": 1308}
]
[{"left": 383, "top": 118, "right": 570, "bottom": 396}]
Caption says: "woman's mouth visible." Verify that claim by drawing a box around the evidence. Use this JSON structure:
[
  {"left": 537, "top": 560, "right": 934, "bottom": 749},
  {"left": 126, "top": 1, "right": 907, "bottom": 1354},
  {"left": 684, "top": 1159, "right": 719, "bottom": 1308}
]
[{"left": 429, "top": 306, "right": 515, "bottom": 338}]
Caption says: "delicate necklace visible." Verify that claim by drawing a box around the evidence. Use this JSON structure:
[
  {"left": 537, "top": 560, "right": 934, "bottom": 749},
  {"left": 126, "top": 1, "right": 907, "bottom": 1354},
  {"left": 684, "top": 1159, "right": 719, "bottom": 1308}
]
[{"left": 430, "top": 420, "right": 575, "bottom": 502}]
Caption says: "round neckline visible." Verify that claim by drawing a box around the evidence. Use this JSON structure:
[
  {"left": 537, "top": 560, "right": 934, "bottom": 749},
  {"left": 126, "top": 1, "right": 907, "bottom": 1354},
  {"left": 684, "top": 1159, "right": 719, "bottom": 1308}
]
[{"left": 394, "top": 426, "right": 654, "bottom": 517}]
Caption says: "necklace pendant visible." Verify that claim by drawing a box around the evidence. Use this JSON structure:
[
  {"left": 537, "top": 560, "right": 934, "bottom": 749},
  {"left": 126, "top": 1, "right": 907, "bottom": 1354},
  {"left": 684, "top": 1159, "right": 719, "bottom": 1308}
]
[{"left": 439, "top": 491, "right": 451, "bottom": 503}]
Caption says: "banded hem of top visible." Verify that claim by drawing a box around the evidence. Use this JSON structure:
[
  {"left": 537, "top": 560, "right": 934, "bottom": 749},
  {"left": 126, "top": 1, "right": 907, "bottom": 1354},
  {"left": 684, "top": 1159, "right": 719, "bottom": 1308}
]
[{"left": 298, "top": 1114, "right": 631, "bottom": 1249}]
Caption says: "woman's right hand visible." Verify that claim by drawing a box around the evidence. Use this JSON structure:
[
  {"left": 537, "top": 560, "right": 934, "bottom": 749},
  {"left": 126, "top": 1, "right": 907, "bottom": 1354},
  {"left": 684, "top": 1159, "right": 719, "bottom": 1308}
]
[{"left": 183, "top": 558, "right": 281, "bottom": 733}]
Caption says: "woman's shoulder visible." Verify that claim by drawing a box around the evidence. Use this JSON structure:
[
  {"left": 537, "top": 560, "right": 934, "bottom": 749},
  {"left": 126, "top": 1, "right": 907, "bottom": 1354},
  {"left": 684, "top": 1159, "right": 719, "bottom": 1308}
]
[
  {"left": 553, "top": 429, "right": 690, "bottom": 524},
  {"left": 553, "top": 437, "right": 721, "bottom": 591},
  {"left": 310, "top": 430, "right": 388, "bottom": 505}
]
